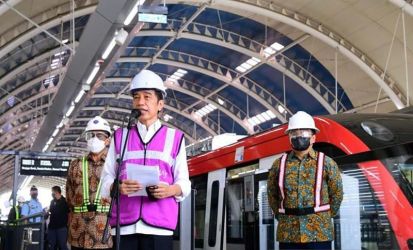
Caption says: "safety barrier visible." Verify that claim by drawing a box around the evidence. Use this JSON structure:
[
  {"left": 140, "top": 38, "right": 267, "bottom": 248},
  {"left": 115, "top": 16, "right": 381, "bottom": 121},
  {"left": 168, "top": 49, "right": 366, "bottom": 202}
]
[{"left": 0, "top": 212, "right": 45, "bottom": 250}]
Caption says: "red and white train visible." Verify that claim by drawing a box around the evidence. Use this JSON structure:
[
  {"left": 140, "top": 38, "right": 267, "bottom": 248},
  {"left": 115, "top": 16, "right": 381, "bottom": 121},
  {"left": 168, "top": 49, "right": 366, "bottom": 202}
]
[{"left": 176, "top": 113, "right": 413, "bottom": 250}]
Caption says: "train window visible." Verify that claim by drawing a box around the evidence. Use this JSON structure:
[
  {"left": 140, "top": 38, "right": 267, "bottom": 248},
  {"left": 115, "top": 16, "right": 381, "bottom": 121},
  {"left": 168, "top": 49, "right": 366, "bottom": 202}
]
[
  {"left": 226, "top": 179, "right": 244, "bottom": 243},
  {"left": 361, "top": 121, "right": 394, "bottom": 142},
  {"left": 227, "top": 163, "right": 259, "bottom": 179},
  {"left": 208, "top": 181, "right": 220, "bottom": 247},
  {"left": 192, "top": 175, "right": 207, "bottom": 248},
  {"left": 338, "top": 162, "right": 400, "bottom": 250},
  {"left": 314, "top": 142, "right": 411, "bottom": 249}
]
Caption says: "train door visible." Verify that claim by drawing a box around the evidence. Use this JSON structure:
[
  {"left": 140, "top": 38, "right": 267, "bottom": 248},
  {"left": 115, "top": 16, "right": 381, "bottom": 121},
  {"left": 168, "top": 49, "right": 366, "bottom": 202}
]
[
  {"left": 203, "top": 169, "right": 226, "bottom": 250},
  {"left": 226, "top": 157, "right": 279, "bottom": 250}
]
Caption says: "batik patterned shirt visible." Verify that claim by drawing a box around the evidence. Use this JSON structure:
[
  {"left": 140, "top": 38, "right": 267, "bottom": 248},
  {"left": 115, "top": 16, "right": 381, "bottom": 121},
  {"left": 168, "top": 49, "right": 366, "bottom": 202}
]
[
  {"left": 66, "top": 151, "right": 113, "bottom": 249},
  {"left": 267, "top": 149, "right": 343, "bottom": 243}
]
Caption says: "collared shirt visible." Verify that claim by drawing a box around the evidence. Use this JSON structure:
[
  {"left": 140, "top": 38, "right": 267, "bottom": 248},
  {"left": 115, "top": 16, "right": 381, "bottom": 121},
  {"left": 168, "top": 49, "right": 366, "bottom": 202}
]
[
  {"left": 101, "top": 119, "right": 191, "bottom": 236},
  {"left": 66, "top": 151, "right": 113, "bottom": 249},
  {"left": 21, "top": 198, "right": 43, "bottom": 223},
  {"left": 267, "top": 149, "right": 343, "bottom": 243}
]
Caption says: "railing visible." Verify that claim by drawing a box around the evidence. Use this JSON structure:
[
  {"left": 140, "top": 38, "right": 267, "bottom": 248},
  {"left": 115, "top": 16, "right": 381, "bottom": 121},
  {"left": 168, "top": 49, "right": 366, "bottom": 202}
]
[{"left": 0, "top": 212, "right": 45, "bottom": 250}]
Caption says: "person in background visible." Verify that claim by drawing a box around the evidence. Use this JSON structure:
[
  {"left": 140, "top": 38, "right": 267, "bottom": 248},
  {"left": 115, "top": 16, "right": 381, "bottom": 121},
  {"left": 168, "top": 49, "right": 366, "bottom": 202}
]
[
  {"left": 267, "top": 111, "right": 343, "bottom": 250},
  {"left": 8, "top": 196, "right": 25, "bottom": 222},
  {"left": 66, "top": 116, "right": 113, "bottom": 250},
  {"left": 21, "top": 185, "right": 43, "bottom": 223},
  {"left": 48, "top": 186, "right": 69, "bottom": 250},
  {"left": 100, "top": 70, "right": 191, "bottom": 250}
]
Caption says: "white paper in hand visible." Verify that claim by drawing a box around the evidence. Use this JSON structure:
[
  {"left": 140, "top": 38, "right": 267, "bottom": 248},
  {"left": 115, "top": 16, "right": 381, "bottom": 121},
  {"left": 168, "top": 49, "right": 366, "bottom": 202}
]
[{"left": 126, "top": 163, "right": 160, "bottom": 197}]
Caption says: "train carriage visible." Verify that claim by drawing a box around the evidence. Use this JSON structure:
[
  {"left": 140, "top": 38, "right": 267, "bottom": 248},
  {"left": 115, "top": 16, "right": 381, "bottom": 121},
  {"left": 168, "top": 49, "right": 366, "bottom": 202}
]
[{"left": 178, "top": 113, "right": 413, "bottom": 250}]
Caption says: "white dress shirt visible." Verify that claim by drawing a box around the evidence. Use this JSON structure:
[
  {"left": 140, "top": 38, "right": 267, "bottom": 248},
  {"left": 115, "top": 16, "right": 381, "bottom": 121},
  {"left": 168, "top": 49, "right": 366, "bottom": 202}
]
[{"left": 100, "top": 119, "right": 191, "bottom": 236}]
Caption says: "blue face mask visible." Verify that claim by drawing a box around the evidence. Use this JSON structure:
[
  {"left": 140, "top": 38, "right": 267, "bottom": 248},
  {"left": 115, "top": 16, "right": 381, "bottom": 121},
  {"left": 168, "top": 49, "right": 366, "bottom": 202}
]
[{"left": 290, "top": 136, "right": 311, "bottom": 151}]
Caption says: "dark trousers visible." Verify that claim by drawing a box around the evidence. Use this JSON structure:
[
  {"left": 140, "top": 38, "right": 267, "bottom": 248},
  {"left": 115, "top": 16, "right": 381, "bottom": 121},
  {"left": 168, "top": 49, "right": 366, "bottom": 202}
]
[
  {"left": 47, "top": 227, "right": 68, "bottom": 250},
  {"left": 279, "top": 241, "right": 332, "bottom": 250},
  {"left": 112, "top": 233, "right": 172, "bottom": 250}
]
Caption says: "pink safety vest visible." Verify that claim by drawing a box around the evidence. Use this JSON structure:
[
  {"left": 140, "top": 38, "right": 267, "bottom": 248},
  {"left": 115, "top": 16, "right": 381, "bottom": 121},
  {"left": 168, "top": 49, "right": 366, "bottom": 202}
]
[
  {"left": 110, "top": 125, "right": 184, "bottom": 230},
  {"left": 278, "top": 152, "right": 330, "bottom": 214}
]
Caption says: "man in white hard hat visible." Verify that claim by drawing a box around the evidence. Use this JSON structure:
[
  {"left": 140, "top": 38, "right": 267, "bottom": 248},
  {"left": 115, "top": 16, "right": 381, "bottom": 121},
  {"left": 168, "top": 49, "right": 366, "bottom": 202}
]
[
  {"left": 66, "top": 116, "right": 113, "bottom": 249},
  {"left": 101, "top": 69, "right": 191, "bottom": 250},
  {"left": 267, "top": 111, "right": 343, "bottom": 250}
]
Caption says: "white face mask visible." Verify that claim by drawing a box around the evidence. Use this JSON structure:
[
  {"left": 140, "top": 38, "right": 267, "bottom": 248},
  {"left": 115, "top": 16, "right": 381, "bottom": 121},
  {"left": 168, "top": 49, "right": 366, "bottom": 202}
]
[{"left": 87, "top": 137, "right": 106, "bottom": 153}]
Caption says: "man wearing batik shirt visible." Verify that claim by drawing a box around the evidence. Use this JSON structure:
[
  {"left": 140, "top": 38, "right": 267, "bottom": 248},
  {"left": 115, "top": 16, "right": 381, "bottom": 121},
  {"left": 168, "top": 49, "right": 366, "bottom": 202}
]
[
  {"left": 267, "top": 111, "right": 343, "bottom": 250},
  {"left": 66, "top": 116, "right": 113, "bottom": 250}
]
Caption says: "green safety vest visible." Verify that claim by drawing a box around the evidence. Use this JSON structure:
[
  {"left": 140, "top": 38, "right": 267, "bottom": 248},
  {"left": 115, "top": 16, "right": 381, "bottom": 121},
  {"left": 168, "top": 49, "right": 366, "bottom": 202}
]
[{"left": 73, "top": 157, "right": 109, "bottom": 213}]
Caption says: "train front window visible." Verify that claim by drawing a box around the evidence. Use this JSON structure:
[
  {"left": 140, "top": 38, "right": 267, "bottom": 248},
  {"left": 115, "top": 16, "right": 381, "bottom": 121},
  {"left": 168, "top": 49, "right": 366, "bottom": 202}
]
[
  {"left": 361, "top": 121, "right": 394, "bottom": 142},
  {"left": 338, "top": 162, "right": 399, "bottom": 250},
  {"left": 315, "top": 142, "right": 413, "bottom": 249}
]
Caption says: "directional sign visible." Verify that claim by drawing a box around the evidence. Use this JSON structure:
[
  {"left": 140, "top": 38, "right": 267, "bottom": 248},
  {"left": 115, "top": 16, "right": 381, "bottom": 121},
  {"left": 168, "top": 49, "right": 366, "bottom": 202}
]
[{"left": 20, "top": 158, "right": 71, "bottom": 176}]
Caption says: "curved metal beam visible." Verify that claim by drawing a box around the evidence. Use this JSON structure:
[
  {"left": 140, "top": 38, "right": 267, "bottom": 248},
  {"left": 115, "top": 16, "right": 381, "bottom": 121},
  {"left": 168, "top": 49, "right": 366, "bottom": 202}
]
[
  {"left": 117, "top": 50, "right": 287, "bottom": 122},
  {"left": 73, "top": 114, "right": 197, "bottom": 143},
  {"left": 0, "top": 67, "right": 65, "bottom": 107},
  {"left": 0, "top": 3, "right": 96, "bottom": 58},
  {"left": 0, "top": 42, "right": 77, "bottom": 86},
  {"left": 166, "top": 0, "right": 405, "bottom": 109},
  {"left": 102, "top": 75, "right": 253, "bottom": 133},
  {"left": 138, "top": 25, "right": 341, "bottom": 113},
  {"left": 81, "top": 105, "right": 217, "bottom": 136},
  {"left": 86, "top": 92, "right": 225, "bottom": 134},
  {"left": 0, "top": 87, "right": 56, "bottom": 125},
  {"left": 66, "top": 119, "right": 196, "bottom": 143}
]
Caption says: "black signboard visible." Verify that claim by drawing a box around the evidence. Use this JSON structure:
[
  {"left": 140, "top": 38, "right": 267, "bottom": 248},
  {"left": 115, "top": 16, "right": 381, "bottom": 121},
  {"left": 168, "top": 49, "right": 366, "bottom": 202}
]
[{"left": 20, "top": 158, "right": 71, "bottom": 176}]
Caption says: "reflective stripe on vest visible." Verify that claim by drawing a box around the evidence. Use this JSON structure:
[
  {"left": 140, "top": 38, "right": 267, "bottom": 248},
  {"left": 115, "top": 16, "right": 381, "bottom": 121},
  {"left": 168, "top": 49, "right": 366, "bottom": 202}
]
[
  {"left": 73, "top": 157, "right": 109, "bottom": 213},
  {"left": 278, "top": 152, "right": 330, "bottom": 214},
  {"left": 14, "top": 206, "right": 19, "bottom": 220},
  {"left": 116, "top": 127, "right": 177, "bottom": 166}
]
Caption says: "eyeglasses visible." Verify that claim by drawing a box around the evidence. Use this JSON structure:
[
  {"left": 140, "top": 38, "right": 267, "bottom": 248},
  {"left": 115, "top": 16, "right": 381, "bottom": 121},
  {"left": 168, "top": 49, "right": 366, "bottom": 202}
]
[
  {"left": 288, "top": 129, "right": 313, "bottom": 138},
  {"left": 85, "top": 132, "right": 108, "bottom": 141}
]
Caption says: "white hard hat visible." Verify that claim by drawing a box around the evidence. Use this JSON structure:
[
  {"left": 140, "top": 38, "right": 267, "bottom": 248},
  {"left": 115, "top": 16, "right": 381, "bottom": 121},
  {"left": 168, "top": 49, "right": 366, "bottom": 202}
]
[
  {"left": 85, "top": 116, "right": 111, "bottom": 135},
  {"left": 129, "top": 70, "right": 167, "bottom": 97},
  {"left": 17, "top": 196, "right": 25, "bottom": 203},
  {"left": 285, "top": 111, "right": 319, "bottom": 134}
]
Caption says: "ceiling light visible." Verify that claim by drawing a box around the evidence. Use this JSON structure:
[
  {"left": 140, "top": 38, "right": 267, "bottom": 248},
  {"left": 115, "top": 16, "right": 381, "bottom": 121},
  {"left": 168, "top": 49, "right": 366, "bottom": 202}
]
[
  {"left": 102, "top": 38, "right": 116, "bottom": 60},
  {"left": 124, "top": 0, "right": 146, "bottom": 25},
  {"left": 54, "top": 51, "right": 66, "bottom": 57},
  {"left": 236, "top": 66, "right": 247, "bottom": 73},
  {"left": 195, "top": 103, "right": 218, "bottom": 118},
  {"left": 261, "top": 111, "right": 271, "bottom": 121},
  {"left": 247, "top": 110, "right": 277, "bottom": 127},
  {"left": 251, "top": 116, "right": 260, "bottom": 125},
  {"left": 163, "top": 114, "right": 173, "bottom": 122},
  {"left": 277, "top": 105, "right": 286, "bottom": 114},
  {"left": 46, "top": 137, "right": 53, "bottom": 145},
  {"left": 271, "top": 42, "right": 284, "bottom": 51},
  {"left": 74, "top": 90, "right": 85, "bottom": 103},
  {"left": 177, "top": 69, "right": 188, "bottom": 74},
  {"left": 65, "top": 104, "right": 75, "bottom": 117},
  {"left": 52, "top": 128, "right": 59, "bottom": 137},
  {"left": 266, "top": 110, "right": 276, "bottom": 118},
  {"left": 217, "top": 98, "right": 225, "bottom": 105},
  {"left": 86, "top": 64, "right": 100, "bottom": 84}
]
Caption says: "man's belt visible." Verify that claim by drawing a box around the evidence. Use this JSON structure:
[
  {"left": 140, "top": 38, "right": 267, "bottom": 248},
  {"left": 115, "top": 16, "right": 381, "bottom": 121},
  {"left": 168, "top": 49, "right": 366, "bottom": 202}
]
[{"left": 284, "top": 207, "right": 315, "bottom": 216}]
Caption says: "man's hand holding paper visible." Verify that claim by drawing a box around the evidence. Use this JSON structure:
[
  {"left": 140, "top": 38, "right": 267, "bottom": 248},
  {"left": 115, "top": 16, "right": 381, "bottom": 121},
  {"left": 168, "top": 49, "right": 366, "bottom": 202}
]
[{"left": 125, "top": 163, "right": 160, "bottom": 196}]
